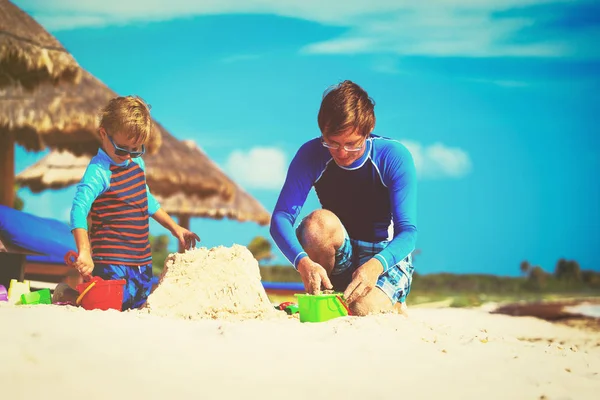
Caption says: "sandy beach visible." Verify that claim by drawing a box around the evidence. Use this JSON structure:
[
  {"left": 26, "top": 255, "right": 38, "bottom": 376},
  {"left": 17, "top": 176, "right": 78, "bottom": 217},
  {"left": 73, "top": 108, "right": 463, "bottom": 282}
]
[{"left": 1, "top": 302, "right": 599, "bottom": 400}]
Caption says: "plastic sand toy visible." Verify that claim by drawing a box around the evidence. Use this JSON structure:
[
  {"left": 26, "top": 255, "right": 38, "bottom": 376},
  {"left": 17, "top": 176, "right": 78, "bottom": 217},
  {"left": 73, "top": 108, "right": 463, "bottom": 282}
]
[
  {"left": 20, "top": 288, "right": 52, "bottom": 305},
  {"left": 63, "top": 250, "right": 125, "bottom": 311},
  {"left": 0, "top": 284, "right": 7, "bottom": 302},
  {"left": 8, "top": 279, "right": 30, "bottom": 305},
  {"left": 275, "top": 301, "right": 299, "bottom": 315},
  {"left": 294, "top": 291, "right": 352, "bottom": 323},
  {"left": 76, "top": 276, "right": 126, "bottom": 311}
]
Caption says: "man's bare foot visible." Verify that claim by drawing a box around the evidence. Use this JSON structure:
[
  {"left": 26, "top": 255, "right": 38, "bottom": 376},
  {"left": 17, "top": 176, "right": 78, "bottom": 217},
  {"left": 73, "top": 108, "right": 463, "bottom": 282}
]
[{"left": 394, "top": 302, "right": 409, "bottom": 317}]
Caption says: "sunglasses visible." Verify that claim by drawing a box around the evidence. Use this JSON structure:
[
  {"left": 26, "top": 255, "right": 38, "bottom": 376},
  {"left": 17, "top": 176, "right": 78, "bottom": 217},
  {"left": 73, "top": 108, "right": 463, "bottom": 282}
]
[
  {"left": 107, "top": 134, "right": 145, "bottom": 158},
  {"left": 321, "top": 138, "right": 365, "bottom": 152}
]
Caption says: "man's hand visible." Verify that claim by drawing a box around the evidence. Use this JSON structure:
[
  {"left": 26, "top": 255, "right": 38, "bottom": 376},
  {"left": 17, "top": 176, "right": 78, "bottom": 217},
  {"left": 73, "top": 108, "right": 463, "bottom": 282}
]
[
  {"left": 297, "top": 257, "right": 333, "bottom": 294},
  {"left": 74, "top": 250, "right": 94, "bottom": 278},
  {"left": 343, "top": 258, "right": 384, "bottom": 304},
  {"left": 172, "top": 225, "right": 200, "bottom": 251}
]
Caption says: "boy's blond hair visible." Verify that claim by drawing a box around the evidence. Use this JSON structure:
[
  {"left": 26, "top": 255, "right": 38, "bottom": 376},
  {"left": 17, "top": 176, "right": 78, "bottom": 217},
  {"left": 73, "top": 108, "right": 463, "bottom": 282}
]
[{"left": 99, "top": 95, "right": 153, "bottom": 145}]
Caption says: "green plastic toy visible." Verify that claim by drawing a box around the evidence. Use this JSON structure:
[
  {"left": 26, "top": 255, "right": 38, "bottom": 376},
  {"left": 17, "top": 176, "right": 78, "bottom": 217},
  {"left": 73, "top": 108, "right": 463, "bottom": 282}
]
[
  {"left": 20, "top": 289, "right": 52, "bottom": 305},
  {"left": 294, "top": 292, "right": 351, "bottom": 323}
]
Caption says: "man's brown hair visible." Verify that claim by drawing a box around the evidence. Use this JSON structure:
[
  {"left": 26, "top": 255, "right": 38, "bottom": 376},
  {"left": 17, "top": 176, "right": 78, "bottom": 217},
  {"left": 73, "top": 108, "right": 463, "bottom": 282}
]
[
  {"left": 317, "top": 80, "right": 375, "bottom": 138},
  {"left": 98, "top": 95, "right": 152, "bottom": 145}
]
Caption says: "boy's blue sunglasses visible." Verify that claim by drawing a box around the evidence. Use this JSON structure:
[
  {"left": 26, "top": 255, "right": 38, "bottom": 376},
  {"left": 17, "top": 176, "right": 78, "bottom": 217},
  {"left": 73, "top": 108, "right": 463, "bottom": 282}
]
[{"left": 107, "top": 135, "right": 145, "bottom": 158}]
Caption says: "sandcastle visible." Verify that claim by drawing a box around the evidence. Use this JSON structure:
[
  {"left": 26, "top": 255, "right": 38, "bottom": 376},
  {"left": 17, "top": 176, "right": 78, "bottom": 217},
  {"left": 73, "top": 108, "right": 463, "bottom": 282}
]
[{"left": 144, "top": 244, "right": 282, "bottom": 321}]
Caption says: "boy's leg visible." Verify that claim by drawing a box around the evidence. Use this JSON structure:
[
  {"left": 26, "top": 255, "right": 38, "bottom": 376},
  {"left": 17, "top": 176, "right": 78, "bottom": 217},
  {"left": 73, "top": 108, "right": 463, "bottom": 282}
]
[{"left": 125, "top": 264, "right": 154, "bottom": 310}]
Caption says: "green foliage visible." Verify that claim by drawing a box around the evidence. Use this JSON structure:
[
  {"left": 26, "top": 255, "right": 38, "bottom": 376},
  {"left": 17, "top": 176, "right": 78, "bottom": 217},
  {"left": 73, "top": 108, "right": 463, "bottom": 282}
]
[
  {"left": 520, "top": 260, "right": 530, "bottom": 275},
  {"left": 554, "top": 258, "right": 581, "bottom": 283},
  {"left": 13, "top": 185, "right": 24, "bottom": 211},
  {"left": 256, "top": 255, "right": 600, "bottom": 303},
  {"left": 259, "top": 265, "right": 303, "bottom": 283},
  {"left": 150, "top": 234, "right": 171, "bottom": 276},
  {"left": 247, "top": 236, "right": 274, "bottom": 264},
  {"left": 525, "top": 266, "right": 547, "bottom": 291}
]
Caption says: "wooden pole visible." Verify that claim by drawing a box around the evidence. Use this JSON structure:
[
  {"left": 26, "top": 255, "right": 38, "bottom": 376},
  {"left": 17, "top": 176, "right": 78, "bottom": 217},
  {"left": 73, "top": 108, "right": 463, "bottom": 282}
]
[
  {"left": 0, "top": 132, "right": 15, "bottom": 208},
  {"left": 178, "top": 214, "right": 191, "bottom": 253}
]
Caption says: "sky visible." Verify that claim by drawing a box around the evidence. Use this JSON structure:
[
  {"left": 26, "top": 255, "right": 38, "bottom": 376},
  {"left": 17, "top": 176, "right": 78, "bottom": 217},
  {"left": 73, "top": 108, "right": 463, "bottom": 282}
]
[{"left": 11, "top": 0, "right": 600, "bottom": 276}]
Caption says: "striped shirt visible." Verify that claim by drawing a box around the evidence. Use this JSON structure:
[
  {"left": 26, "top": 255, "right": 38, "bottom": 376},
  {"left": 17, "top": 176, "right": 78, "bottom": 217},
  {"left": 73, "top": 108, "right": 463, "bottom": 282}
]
[{"left": 70, "top": 148, "right": 160, "bottom": 266}]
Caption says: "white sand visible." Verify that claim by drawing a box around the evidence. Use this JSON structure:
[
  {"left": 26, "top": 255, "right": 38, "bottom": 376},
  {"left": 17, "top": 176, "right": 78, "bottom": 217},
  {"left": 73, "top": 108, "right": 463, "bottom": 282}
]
[
  {"left": 1, "top": 303, "right": 599, "bottom": 399},
  {"left": 1, "top": 245, "right": 599, "bottom": 399},
  {"left": 144, "top": 245, "right": 281, "bottom": 321}
]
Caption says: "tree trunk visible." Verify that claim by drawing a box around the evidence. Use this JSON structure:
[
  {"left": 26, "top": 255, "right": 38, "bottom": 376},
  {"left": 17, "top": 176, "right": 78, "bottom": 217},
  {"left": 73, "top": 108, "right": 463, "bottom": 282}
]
[{"left": 0, "top": 132, "right": 15, "bottom": 207}]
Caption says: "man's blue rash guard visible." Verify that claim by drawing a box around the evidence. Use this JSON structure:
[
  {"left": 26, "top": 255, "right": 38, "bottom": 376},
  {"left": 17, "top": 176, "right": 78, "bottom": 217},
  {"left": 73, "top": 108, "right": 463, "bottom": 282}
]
[
  {"left": 70, "top": 148, "right": 161, "bottom": 231},
  {"left": 270, "top": 134, "right": 418, "bottom": 272}
]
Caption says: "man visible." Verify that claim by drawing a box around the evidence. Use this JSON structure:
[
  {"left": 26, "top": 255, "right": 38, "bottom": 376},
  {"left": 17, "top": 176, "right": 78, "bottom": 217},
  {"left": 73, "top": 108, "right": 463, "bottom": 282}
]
[{"left": 269, "top": 80, "right": 418, "bottom": 316}]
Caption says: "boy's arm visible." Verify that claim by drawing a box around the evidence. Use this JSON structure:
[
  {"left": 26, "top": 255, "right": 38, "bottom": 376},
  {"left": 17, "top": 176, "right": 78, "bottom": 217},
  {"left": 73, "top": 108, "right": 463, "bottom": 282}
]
[
  {"left": 151, "top": 207, "right": 200, "bottom": 251},
  {"left": 70, "top": 161, "right": 109, "bottom": 275}
]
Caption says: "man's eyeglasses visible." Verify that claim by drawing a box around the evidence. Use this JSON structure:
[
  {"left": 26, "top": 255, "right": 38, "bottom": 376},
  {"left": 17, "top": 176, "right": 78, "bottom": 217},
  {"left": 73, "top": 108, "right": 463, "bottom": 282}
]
[
  {"left": 107, "top": 135, "right": 145, "bottom": 158},
  {"left": 321, "top": 138, "right": 365, "bottom": 152}
]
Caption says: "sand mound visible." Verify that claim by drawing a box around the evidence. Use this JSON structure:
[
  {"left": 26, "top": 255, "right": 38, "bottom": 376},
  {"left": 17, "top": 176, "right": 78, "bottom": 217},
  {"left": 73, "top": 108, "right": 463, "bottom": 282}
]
[{"left": 144, "top": 244, "right": 282, "bottom": 321}]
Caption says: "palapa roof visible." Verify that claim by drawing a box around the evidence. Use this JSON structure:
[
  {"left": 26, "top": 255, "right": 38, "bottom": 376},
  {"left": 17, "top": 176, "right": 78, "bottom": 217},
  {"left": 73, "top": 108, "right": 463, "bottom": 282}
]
[
  {"left": 143, "top": 128, "right": 235, "bottom": 199},
  {"left": 156, "top": 187, "right": 271, "bottom": 226},
  {"left": 0, "top": 69, "right": 162, "bottom": 156},
  {"left": 0, "top": 0, "right": 81, "bottom": 90},
  {"left": 15, "top": 140, "right": 270, "bottom": 226}
]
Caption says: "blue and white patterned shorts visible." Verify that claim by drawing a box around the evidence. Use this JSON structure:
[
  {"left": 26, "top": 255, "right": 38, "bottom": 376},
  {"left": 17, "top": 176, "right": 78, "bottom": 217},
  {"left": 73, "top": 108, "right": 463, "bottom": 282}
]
[
  {"left": 330, "top": 229, "right": 414, "bottom": 304},
  {"left": 93, "top": 263, "right": 154, "bottom": 311}
]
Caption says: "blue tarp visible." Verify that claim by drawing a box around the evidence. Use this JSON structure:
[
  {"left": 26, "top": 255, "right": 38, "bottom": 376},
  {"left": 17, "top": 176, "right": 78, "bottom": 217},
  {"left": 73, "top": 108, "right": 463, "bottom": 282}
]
[
  {"left": 261, "top": 281, "right": 304, "bottom": 291},
  {"left": 0, "top": 205, "right": 304, "bottom": 291},
  {"left": 0, "top": 205, "right": 76, "bottom": 264}
]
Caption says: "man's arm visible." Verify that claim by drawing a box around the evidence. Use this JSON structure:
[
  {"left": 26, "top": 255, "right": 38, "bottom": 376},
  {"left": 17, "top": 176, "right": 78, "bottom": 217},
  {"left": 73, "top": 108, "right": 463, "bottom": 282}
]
[
  {"left": 269, "top": 142, "right": 321, "bottom": 269},
  {"left": 372, "top": 142, "right": 418, "bottom": 272}
]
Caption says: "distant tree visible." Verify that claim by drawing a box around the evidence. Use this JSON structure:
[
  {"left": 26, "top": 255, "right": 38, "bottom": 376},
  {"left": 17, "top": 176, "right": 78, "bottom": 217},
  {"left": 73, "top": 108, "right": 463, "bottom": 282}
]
[
  {"left": 520, "top": 260, "right": 531, "bottom": 275},
  {"left": 412, "top": 248, "right": 421, "bottom": 264},
  {"left": 526, "top": 266, "right": 547, "bottom": 291},
  {"left": 150, "top": 234, "right": 171, "bottom": 276},
  {"left": 554, "top": 258, "right": 581, "bottom": 282},
  {"left": 13, "top": 185, "right": 24, "bottom": 210},
  {"left": 247, "top": 236, "right": 274, "bottom": 264}
]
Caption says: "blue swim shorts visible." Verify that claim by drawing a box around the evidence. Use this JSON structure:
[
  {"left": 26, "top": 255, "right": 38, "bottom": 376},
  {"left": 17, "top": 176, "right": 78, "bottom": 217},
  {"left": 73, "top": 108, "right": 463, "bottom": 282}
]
[
  {"left": 92, "top": 263, "right": 154, "bottom": 311},
  {"left": 330, "top": 228, "right": 414, "bottom": 304}
]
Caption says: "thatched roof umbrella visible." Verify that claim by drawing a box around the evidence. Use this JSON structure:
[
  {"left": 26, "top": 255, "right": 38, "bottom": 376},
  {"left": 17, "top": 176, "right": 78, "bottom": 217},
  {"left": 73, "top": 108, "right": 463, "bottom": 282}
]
[
  {"left": 17, "top": 141, "right": 270, "bottom": 251},
  {"left": 0, "top": 0, "right": 81, "bottom": 90},
  {"left": 16, "top": 140, "right": 269, "bottom": 234},
  {"left": 0, "top": 68, "right": 164, "bottom": 208},
  {"left": 15, "top": 129, "right": 236, "bottom": 201}
]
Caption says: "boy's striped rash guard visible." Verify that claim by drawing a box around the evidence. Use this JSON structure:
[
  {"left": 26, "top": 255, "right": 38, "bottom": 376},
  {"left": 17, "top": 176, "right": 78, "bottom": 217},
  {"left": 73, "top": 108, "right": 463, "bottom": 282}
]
[{"left": 70, "top": 148, "right": 161, "bottom": 266}]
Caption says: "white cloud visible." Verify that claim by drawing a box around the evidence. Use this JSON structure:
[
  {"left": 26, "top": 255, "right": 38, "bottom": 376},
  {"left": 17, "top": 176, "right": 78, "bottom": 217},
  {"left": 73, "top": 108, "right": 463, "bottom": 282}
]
[
  {"left": 465, "top": 78, "right": 530, "bottom": 87},
  {"left": 400, "top": 140, "right": 472, "bottom": 179},
  {"left": 225, "top": 147, "right": 287, "bottom": 190},
  {"left": 16, "top": 0, "right": 579, "bottom": 59},
  {"left": 221, "top": 54, "right": 261, "bottom": 64}
]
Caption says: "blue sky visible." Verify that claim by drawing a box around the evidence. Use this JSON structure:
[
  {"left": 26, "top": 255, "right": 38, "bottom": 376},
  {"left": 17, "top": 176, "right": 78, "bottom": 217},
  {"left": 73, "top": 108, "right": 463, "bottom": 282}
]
[{"left": 12, "top": 0, "right": 600, "bottom": 276}]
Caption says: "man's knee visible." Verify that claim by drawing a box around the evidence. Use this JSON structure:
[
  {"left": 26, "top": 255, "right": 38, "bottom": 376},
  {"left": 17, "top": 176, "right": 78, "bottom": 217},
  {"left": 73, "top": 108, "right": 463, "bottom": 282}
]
[
  {"left": 349, "top": 286, "right": 395, "bottom": 316},
  {"left": 296, "top": 209, "right": 345, "bottom": 249}
]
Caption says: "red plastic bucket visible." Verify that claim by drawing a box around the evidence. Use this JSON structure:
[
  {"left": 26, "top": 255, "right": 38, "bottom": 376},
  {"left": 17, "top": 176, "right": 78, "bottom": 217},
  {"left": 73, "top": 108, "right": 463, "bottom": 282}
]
[{"left": 76, "top": 276, "right": 126, "bottom": 311}]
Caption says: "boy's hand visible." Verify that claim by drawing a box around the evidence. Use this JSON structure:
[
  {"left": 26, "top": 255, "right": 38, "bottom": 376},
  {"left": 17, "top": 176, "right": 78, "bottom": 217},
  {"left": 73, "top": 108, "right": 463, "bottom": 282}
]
[
  {"left": 172, "top": 225, "right": 200, "bottom": 251},
  {"left": 74, "top": 250, "right": 94, "bottom": 278}
]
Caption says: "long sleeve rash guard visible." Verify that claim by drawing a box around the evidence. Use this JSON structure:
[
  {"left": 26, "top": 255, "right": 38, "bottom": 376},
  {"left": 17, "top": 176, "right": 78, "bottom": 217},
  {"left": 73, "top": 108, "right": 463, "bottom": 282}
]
[{"left": 269, "top": 134, "right": 418, "bottom": 272}]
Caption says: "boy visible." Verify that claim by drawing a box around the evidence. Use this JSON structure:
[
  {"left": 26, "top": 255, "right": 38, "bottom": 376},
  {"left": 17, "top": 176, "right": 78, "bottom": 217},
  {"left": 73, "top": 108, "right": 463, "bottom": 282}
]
[{"left": 68, "top": 95, "right": 200, "bottom": 310}]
